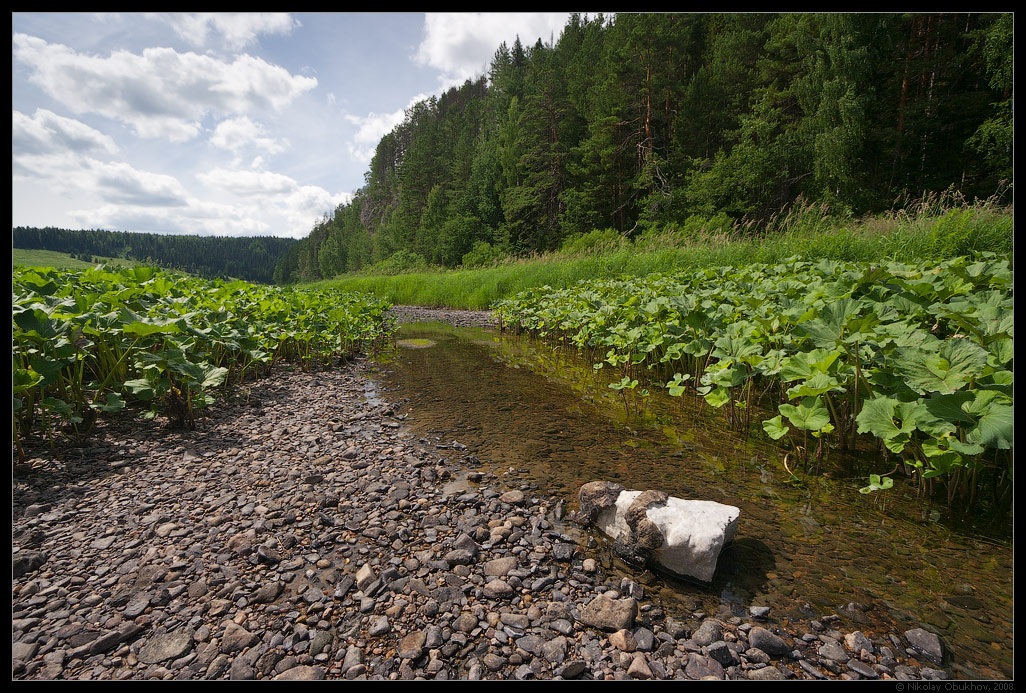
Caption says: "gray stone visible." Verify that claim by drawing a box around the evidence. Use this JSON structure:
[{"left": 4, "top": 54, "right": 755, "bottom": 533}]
[
  {"left": 818, "top": 641, "right": 849, "bottom": 662},
  {"left": 685, "top": 653, "right": 724, "bottom": 680},
  {"left": 579, "top": 595, "right": 637, "bottom": 632},
  {"left": 559, "top": 660, "right": 587, "bottom": 678},
  {"left": 138, "top": 630, "right": 194, "bottom": 664},
  {"left": 227, "top": 529, "right": 257, "bottom": 555},
  {"left": 499, "top": 490, "right": 526, "bottom": 505},
  {"left": 692, "top": 620, "right": 723, "bottom": 647},
  {"left": 272, "top": 665, "right": 325, "bottom": 680},
  {"left": 221, "top": 623, "right": 258, "bottom": 654},
  {"left": 707, "top": 640, "right": 737, "bottom": 666},
  {"left": 627, "top": 653, "right": 653, "bottom": 679},
  {"left": 309, "top": 630, "right": 334, "bottom": 656},
  {"left": 482, "top": 579, "right": 514, "bottom": 599},
  {"left": 483, "top": 556, "right": 518, "bottom": 576},
  {"left": 252, "top": 581, "right": 284, "bottom": 604},
  {"left": 541, "top": 637, "right": 568, "bottom": 665},
  {"left": 355, "top": 563, "right": 376, "bottom": 592},
  {"left": 12, "top": 551, "right": 47, "bottom": 578},
  {"left": 453, "top": 613, "right": 477, "bottom": 633},
  {"left": 748, "top": 626, "right": 790, "bottom": 657},
  {"left": 847, "top": 658, "right": 879, "bottom": 678},
  {"left": 845, "top": 630, "right": 874, "bottom": 654},
  {"left": 904, "top": 628, "right": 944, "bottom": 664},
  {"left": 748, "top": 665, "right": 785, "bottom": 680},
  {"left": 398, "top": 630, "right": 426, "bottom": 660},
  {"left": 12, "top": 641, "right": 40, "bottom": 662}
]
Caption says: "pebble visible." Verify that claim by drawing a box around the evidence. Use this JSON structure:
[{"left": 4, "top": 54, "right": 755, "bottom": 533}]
[{"left": 10, "top": 326, "right": 963, "bottom": 681}]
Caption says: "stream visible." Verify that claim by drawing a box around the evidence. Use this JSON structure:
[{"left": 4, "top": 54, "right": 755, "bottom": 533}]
[{"left": 368, "top": 320, "right": 1013, "bottom": 680}]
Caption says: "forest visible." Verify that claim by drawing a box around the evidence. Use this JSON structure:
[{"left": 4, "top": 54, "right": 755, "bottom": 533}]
[
  {"left": 275, "top": 13, "right": 1012, "bottom": 284},
  {"left": 12, "top": 226, "right": 296, "bottom": 284}
]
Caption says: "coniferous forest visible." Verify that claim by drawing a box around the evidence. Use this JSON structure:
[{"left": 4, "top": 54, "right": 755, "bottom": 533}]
[
  {"left": 276, "top": 13, "right": 1012, "bottom": 284},
  {"left": 12, "top": 227, "right": 296, "bottom": 284}
]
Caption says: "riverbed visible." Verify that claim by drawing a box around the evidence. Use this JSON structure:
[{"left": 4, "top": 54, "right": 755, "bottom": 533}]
[{"left": 370, "top": 318, "right": 1014, "bottom": 680}]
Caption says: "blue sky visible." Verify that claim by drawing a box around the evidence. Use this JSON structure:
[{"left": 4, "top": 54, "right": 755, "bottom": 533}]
[{"left": 12, "top": 12, "right": 572, "bottom": 238}]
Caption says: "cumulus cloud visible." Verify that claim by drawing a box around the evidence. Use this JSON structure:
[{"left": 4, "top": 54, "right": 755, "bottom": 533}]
[
  {"left": 12, "top": 33, "right": 317, "bottom": 142},
  {"left": 210, "top": 116, "right": 288, "bottom": 154},
  {"left": 197, "top": 167, "right": 299, "bottom": 196},
  {"left": 13, "top": 151, "right": 190, "bottom": 208},
  {"left": 12, "top": 108, "right": 119, "bottom": 156},
  {"left": 415, "top": 13, "right": 570, "bottom": 88},
  {"left": 194, "top": 164, "right": 353, "bottom": 237},
  {"left": 67, "top": 202, "right": 273, "bottom": 237},
  {"left": 159, "top": 12, "right": 300, "bottom": 50},
  {"left": 343, "top": 92, "right": 430, "bottom": 165},
  {"left": 91, "top": 161, "right": 191, "bottom": 206},
  {"left": 66, "top": 179, "right": 352, "bottom": 238}
]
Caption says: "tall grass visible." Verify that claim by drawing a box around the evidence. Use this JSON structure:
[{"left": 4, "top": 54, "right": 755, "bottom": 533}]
[{"left": 313, "top": 198, "right": 1013, "bottom": 310}]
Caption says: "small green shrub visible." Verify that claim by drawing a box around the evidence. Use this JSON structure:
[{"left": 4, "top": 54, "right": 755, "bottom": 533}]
[
  {"left": 560, "top": 228, "right": 626, "bottom": 256},
  {"left": 362, "top": 249, "right": 430, "bottom": 276},
  {"left": 461, "top": 240, "right": 506, "bottom": 268}
]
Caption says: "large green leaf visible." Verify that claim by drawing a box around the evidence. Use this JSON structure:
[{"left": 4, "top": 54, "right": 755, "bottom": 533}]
[
  {"left": 893, "top": 338, "right": 989, "bottom": 395},
  {"left": 778, "top": 396, "right": 831, "bottom": 432},
  {"left": 963, "top": 393, "right": 1014, "bottom": 450},
  {"left": 786, "top": 372, "right": 844, "bottom": 400},
  {"left": 855, "top": 396, "right": 921, "bottom": 453},
  {"left": 13, "top": 367, "right": 44, "bottom": 394},
  {"left": 762, "top": 415, "right": 790, "bottom": 440},
  {"left": 779, "top": 349, "right": 842, "bottom": 382}
]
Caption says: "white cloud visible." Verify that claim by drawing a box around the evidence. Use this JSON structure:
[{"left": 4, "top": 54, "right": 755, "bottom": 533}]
[
  {"left": 13, "top": 151, "right": 190, "bottom": 207},
  {"left": 160, "top": 13, "right": 300, "bottom": 50},
  {"left": 12, "top": 108, "right": 119, "bottom": 156},
  {"left": 13, "top": 33, "right": 317, "bottom": 142},
  {"left": 415, "top": 13, "right": 570, "bottom": 88},
  {"left": 343, "top": 92, "right": 430, "bottom": 166},
  {"left": 197, "top": 167, "right": 299, "bottom": 196},
  {"left": 67, "top": 202, "right": 272, "bottom": 237},
  {"left": 91, "top": 161, "right": 191, "bottom": 206},
  {"left": 195, "top": 165, "right": 354, "bottom": 237},
  {"left": 210, "top": 116, "right": 288, "bottom": 154}
]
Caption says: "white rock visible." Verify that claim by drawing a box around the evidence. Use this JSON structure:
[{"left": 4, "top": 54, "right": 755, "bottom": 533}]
[{"left": 595, "top": 490, "right": 739, "bottom": 582}]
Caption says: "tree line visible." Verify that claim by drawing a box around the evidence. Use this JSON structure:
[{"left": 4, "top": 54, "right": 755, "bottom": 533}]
[
  {"left": 276, "top": 12, "right": 1012, "bottom": 284},
  {"left": 12, "top": 227, "right": 296, "bottom": 284}
]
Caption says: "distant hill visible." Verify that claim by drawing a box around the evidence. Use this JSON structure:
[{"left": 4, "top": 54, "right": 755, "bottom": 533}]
[{"left": 12, "top": 227, "right": 296, "bottom": 284}]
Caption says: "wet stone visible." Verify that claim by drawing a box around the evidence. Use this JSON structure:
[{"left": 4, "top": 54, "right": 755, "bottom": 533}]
[{"left": 904, "top": 628, "right": 945, "bottom": 664}]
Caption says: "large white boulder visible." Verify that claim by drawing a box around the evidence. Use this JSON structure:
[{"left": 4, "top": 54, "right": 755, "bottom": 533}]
[{"left": 579, "top": 482, "right": 739, "bottom": 583}]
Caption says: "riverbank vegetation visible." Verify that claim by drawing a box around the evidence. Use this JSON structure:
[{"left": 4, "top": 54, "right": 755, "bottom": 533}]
[
  {"left": 313, "top": 196, "right": 1012, "bottom": 309},
  {"left": 493, "top": 250, "right": 1013, "bottom": 515},
  {"left": 12, "top": 265, "right": 391, "bottom": 461}
]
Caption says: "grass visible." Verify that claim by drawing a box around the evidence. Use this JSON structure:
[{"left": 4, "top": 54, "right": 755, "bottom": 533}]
[
  {"left": 12, "top": 248, "right": 141, "bottom": 270},
  {"left": 313, "top": 200, "right": 1013, "bottom": 310}
]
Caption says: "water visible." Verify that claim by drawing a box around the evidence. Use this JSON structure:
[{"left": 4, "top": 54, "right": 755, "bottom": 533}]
[{"left": 368, "top": 320, "right": 1013, "bottom": 679}]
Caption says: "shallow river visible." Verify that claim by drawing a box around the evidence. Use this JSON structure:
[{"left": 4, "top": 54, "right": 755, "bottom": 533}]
[{"left": 368, "top": 321, "right": 1013, "bottom": 680}]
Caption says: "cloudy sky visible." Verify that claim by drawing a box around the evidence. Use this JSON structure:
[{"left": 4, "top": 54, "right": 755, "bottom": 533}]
[{"left": 12, "top": 12, "right": 572, "bottom": 239}]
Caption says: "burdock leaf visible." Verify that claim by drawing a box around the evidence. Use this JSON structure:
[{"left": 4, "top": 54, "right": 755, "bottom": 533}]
[
  {"left": 893, "top": 338, "right": 989, "bottom": 395},
  {"left": 778, "top": 396, "right": 831, "bottom": 432}
]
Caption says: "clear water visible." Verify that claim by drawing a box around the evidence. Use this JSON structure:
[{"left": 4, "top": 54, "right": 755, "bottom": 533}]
[{"left": 368, "top": 321, "right": 1013, "bottom": 679}]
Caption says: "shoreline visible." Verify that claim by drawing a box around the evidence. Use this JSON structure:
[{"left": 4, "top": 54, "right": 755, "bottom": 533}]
[{"left": 12, "top": 319, "right": 975, "bottom": 680}]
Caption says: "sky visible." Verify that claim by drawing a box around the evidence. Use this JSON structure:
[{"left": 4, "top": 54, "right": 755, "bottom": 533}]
[{"left": 11, "top": 12, "right": 573, "bottom": 239}]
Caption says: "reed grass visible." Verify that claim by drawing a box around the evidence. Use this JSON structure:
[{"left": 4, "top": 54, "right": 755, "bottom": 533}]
[{"left": 312, "top": 198, "right": 1013, "bottom": 310}]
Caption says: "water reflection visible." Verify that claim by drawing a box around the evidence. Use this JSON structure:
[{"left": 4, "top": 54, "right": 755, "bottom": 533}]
[{"left": 368, "top": 321, "right": 1013, "bottom": 679}]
